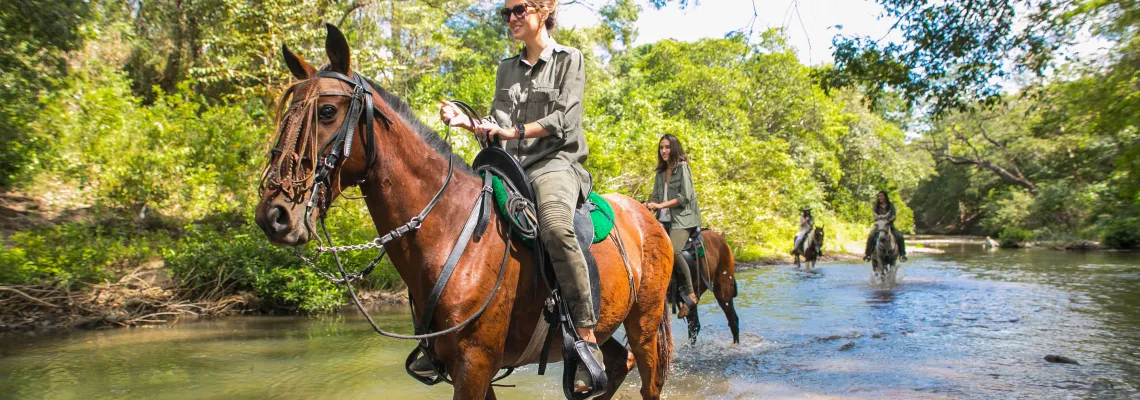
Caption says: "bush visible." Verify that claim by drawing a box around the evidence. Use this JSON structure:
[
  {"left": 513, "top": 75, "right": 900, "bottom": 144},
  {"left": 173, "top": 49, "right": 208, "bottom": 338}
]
[
  {"left": 1103, "top": 217, "right": 1140, "bottom": 249},
  {"left": 999, "top": 227, "right": 1034, "bottom": 248},
  {"left": 0, "top": 223, "right": 169, "bottom": 286},
  {"left": 165, "top": 223, "right": 346, "bottom": 313}
]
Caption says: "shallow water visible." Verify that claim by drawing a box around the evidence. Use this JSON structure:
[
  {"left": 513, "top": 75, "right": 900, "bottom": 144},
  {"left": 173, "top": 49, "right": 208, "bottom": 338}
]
[{"left": 3, "top": 241, "right": 1139, "bottom": 399}]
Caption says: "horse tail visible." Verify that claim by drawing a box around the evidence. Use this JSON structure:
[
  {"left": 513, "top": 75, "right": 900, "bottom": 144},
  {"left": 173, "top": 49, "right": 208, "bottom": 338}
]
[{"left": 656, "top": 301, "right": 674, "bottom": 382}]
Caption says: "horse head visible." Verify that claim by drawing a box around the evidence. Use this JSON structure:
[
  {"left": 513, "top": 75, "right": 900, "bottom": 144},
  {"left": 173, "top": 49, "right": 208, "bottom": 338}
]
[{"left": 254, "top": 24, "right": 389, "bottom": 246}]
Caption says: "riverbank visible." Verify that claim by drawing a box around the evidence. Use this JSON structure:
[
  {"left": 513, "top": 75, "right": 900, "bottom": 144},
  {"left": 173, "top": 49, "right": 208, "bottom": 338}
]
[{"left": 0, "top": 275, "right": 408, "bottom": 332}]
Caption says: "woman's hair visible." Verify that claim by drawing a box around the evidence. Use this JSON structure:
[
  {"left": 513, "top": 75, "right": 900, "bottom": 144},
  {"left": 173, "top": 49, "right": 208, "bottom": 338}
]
[
  {"left": 656, "top": 134, "right": 688, "bottom": 173},
  {"left": 528, "top": 0, "right": 559, "bottom": 31},
  {"left": 874, "top": 190, "right": 892, "bottom": 212}
]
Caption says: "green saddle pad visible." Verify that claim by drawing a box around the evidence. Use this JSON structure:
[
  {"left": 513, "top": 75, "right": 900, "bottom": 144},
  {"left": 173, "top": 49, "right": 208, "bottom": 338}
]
[{"left": 487, "top": 174, "right": 614, "bottom": 248}]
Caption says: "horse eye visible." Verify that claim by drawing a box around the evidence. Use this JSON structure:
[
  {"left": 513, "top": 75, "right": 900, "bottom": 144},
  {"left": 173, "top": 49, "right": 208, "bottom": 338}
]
[{"left": 319, "top": 105, "right": 337, "bottom": 120}]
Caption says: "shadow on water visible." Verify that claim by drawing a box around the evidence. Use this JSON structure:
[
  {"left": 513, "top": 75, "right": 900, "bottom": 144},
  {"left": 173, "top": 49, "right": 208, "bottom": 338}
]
[{"left": 3, "top": 240, "right": 1140, "bottom": 399}]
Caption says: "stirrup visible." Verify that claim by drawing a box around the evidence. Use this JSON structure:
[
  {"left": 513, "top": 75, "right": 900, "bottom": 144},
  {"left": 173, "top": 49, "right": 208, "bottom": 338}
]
[
  {"left": 405, "top": 346, "right": 445, "bottom": 385},
  {"left": 562, "top": 333, "right": 607, "bottom": 399},
  {"left": 572, "top": 342, "right": 606, "bottom": 395},
  {"left": 409, "top": 355, "right": 437, "bottom": 378}
]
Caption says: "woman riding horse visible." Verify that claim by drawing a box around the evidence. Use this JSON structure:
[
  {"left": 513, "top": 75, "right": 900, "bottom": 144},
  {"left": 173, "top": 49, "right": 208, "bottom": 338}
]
[
  {"left": 645, "top": 134, "right": 702, "bottom": 319},
  {"left": 438, "top": 0, "right": 601, "bottom": 392},
  {"left": 791, "top": 206, "right": 814, "bottom": 257},
  {"left": 863, "top": 190, "right": 907, "bottom": 262}
]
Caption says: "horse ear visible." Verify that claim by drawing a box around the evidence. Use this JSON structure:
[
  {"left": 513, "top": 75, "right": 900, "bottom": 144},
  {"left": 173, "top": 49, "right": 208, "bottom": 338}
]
[
  {"left": 282, "top": 44, "right": 315, "bottom": 80},
  {"left": 325, "top": 23, "right": 351, "bottom": 74}
]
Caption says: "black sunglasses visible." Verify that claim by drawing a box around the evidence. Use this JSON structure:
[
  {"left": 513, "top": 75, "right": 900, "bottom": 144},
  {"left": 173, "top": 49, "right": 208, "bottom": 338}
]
[{"left": 499, "top": 4, "right": 533, "bottom": 23}]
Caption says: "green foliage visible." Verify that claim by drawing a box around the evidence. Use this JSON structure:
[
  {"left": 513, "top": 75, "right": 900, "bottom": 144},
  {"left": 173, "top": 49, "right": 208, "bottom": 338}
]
[
  {"left": 998, "top": 226, "right": 1034, "bottom": 248},
  {"left": 0, "top": 1, "right": 95, "bottom": 188},
  {"left": 30, "top": 65, "right": 267, "bottom": 218},
  {"left": 828, "top": 0, "right": 1081, "bottom": 115},
  {"left": 0, "top": 223, "right": 169, "bottom": 286},
  {"left": 165, "top": 224, "right": 345, "bottom": 314},
  {"left": 979, "top": 189, "right": 1034, "bottom": 235},
  {"left": 1103, "top": 216, "right": 1140, "bottom": 250}
]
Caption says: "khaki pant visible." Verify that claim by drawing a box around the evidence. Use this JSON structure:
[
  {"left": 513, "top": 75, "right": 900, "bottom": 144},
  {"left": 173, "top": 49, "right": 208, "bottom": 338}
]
[
  {"left": 533, "top": 170, "right": 595, "bottom": 328},
  {"left": 664, "top": 223, "right": 695, "bottom": 296}
]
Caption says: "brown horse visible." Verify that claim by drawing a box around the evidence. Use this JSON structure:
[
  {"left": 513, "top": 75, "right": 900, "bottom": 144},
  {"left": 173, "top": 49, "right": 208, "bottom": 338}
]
[
  {"left": 682, "top": 230, "right": 740, "bottom": 344},
  {"left": 253, "top": 25, "right": 674, "bottom": 400}
]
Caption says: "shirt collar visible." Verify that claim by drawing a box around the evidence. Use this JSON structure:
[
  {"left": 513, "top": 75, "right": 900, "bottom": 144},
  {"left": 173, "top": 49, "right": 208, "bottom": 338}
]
[{"left": 518, "top": 39, "right": 562, "bottom": 67}]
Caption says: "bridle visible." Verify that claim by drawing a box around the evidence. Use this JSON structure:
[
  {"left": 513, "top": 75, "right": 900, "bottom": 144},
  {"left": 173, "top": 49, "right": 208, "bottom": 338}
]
[{"left": 262, "top": 69, "right": 516, "bottom": 385}]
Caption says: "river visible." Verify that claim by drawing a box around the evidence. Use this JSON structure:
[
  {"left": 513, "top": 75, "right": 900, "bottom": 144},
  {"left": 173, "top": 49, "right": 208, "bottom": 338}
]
[{"left": 2, "top": 239, "right": 1138, "bottom": 399}]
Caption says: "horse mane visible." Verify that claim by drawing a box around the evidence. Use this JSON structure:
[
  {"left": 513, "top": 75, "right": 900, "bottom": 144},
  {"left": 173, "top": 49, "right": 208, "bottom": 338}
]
[{"left": 362, "top": 77, "right": 474, "bottom": 175}]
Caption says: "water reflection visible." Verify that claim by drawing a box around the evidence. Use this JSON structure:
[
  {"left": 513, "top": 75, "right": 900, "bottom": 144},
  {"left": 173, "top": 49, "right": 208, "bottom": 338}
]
[
  {"left": 867, "top": 289, "right": 896, "bottom": 305},
  {"left": 2, "top": 243, "right": 1140, "bottom": 399}
]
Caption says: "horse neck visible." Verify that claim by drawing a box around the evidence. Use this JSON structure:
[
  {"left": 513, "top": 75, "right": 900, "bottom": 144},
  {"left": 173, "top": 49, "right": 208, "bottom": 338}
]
[{"left": 356, "top": 120, "right": 482, "bottom": 300}]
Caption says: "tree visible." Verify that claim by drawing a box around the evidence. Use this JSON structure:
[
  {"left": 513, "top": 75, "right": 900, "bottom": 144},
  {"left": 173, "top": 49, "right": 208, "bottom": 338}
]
[{"left": 826, "top": 0, "right": 1128, "bottom": 116}]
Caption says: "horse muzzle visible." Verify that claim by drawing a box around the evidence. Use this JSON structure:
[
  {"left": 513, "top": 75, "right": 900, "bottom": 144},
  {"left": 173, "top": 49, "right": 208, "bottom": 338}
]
[{"left": 255, "top": 194, "right": 314, "bottom": 246}]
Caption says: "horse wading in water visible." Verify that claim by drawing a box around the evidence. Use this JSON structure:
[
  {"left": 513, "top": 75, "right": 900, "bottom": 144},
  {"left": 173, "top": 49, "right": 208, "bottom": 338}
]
[
  {"left": 869, "top": 220, "right": 898, "bottom": 280},
  {"left": 678, "top": 229, "right": 741, "bottom": 344},
  {"left": 795, "top": 227, "right": 824, "bottom": 271},
  {"left": 254, "top": 24, "right": 674, "bottom": 400}
]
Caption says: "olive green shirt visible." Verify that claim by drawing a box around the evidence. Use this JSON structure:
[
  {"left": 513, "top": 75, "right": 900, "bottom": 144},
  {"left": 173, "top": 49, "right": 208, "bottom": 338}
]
[
  {"left": 650, "top": 161, "right": 702, "bottom": 229},
  {"left": 486, "top": 39, "right": 591, "bottom": 201}
]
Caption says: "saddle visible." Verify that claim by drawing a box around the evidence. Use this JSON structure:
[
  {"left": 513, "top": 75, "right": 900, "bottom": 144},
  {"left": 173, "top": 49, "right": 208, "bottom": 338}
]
[{"left": 472, "top": 146, "right": 607, "bottom": 400}]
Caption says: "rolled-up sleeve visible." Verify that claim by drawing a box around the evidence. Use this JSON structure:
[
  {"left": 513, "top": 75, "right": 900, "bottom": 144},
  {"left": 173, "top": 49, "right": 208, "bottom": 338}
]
[
  {"left": 677, "top": 163, "right": 696, "bottom": 208},
  {"left": 536, "top": 50, "right": 584, "bottom": 139}
]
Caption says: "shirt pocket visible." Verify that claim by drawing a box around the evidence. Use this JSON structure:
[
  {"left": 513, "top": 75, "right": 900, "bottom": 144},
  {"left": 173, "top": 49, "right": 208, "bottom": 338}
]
[
  {"left": 526, "top": 88, "right": 560, "bottom": 122},
  {"left": 492, "top": 89, "right": 513, "bottom": 124}
]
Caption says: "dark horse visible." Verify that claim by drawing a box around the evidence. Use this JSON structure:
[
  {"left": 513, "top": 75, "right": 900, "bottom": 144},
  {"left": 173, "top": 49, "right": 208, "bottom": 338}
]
[
  {"left": 681, "top": 229, "right": 741, "bottom": 344},
  {"left": 254, "top": 25, "right": 675, "bottom": 399},
  {"left": 794, "top": 227, "right": 824, "bottom": 271}
]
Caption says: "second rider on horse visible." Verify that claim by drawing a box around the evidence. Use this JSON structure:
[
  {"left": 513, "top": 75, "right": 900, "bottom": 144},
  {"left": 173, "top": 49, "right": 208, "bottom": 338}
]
[
  {"left": 863, "top": 190, "right": 907, "bottom": 262},
  {"left": 646, "top": 134, "right": 703, "bottom": 319},
  {"left": 791, "top": 206, "right": 814, "bottom": 257}
]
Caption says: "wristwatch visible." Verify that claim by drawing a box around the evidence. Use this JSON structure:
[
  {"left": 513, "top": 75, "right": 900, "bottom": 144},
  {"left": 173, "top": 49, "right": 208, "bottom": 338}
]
[{"left": 515, "top": 123, "right": 526, "bottom": 140}]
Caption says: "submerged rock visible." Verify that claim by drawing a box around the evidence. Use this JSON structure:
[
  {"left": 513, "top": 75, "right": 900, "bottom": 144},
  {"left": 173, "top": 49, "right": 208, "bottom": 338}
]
[{"left": 1044, "top": 355, "right": 1080, "bottom": 365}]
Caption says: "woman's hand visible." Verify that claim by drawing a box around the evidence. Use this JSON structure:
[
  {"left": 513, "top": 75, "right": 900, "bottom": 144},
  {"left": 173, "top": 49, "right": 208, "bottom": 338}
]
[
  {"left": 439, "top": 100, "right": 474, "bottom": 131},
  {"left": 473, "top": 121, "right": 518, "bottom": 142},
  {"left": 645, "top": 202, "right": 660, "bottom": 211}
]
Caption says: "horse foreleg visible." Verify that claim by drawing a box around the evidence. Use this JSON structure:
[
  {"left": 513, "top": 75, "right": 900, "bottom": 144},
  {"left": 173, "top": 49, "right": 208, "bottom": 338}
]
[
  {"left": 686, "top": 309, "right": 701, "bottom": 345},
  {"left": 597, "top": 338, "right": 633, "bottom": 400},
  {"left": 447, "top": 348, "right": 498, "bottom": 400}
]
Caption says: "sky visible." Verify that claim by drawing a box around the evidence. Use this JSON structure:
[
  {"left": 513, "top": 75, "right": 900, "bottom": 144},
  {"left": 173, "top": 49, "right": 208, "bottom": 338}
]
[{"left": 558, "top": 0, "right": 898, "bottom": 65}]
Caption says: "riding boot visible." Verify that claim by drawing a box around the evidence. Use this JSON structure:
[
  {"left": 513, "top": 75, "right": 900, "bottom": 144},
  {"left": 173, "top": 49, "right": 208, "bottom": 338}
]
[
  {"left": 677, "top": 292, "right": 698, "bottom": 318},
  {"left": 573, "top": 342, "right": 606, "bottom": 394}
]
